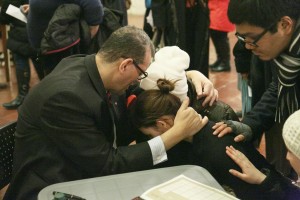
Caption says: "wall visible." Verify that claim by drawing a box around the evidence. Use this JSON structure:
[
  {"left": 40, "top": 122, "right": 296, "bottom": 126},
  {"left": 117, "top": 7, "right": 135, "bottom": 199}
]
[{"left": 128, "top": 0, "right": 146, "bottom": 15}]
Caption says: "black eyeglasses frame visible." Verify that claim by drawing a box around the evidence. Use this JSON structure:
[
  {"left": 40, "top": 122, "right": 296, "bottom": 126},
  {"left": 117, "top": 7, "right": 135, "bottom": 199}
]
[{"left": 235, "top": 21, "right": 278, "bottom": 47}]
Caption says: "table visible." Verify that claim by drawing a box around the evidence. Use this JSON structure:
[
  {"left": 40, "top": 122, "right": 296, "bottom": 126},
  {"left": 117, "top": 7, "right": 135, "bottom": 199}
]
[{"left": 38, "top": 165, "right": 224, "bottom": 200}]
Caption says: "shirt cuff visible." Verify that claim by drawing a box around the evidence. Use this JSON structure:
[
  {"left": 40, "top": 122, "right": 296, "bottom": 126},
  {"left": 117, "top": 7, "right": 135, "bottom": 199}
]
[{"left": 147, "top": 136, "right": 168, "bottom": 165}]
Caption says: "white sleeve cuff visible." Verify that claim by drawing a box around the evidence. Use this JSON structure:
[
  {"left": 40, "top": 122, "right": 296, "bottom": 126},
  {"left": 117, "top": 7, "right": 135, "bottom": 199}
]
[{"left": 147, "top": 136, "right": 168, "bottom": 165}]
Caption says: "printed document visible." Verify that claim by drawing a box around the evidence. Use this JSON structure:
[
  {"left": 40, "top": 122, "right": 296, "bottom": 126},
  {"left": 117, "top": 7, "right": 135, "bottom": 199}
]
[{"left": 140, "top": 175, "right": 239, "bottom": 200}]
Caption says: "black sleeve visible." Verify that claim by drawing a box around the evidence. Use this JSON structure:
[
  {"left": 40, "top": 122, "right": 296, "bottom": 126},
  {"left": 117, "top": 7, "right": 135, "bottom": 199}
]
[
  {"left": 259, "top": 168, "right": 300, "bottom": 200},
  {"left": 242, "top": 66, "right": 278, "bottom": 141},
  {"left": 233, "top": 40, "right": 252, "bottom": 73}
]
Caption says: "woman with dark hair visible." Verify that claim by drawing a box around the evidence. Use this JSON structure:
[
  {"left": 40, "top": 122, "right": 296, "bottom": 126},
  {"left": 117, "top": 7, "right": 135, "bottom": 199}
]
[{"left": 127, "top": 46, "right": 297, "bottom": 200}]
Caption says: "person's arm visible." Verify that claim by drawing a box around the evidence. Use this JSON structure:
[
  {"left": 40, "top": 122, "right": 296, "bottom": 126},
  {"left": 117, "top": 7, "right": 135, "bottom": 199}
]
[
  {"left": 212, "top": 121, "right": 253, "bottom": 142},
  {"left": 77, "top": 0, "right": 102, "bottom": 38},
  {"left": 225, "top": 146, "right": 266, "bottom": 184},
  {"left": 147, "top": 98, "right": 208, "bottom": 164},
  {"left": 226, "top": 146, "right": 300, "bottom": 200},
  {"left": 159, "top": 98, "right": 209, "bottom": 149},
  {"left": 41, "top": 89, "right": 207, "bottom": 174},
  {"left": 186, "top": 70, "right": 218, "bottom": 106},
  {"left": 241, "top": 66, "right": 278, "bottom": 140},
  {"left": 212, "top": 66, "right": 278, "bottom": 142},
  {"left": 77, "top": 0, "right": 104, "bottom": 25}
]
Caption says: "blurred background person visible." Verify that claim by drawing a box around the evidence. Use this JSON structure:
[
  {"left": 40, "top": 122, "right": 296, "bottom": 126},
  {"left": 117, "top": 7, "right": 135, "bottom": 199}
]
[
  {"left": 208, "top": 0, "right": 235, "bottom": 72},
  {"left": 143, "top": 0, "right": 210, "bottom": 77},
  {"left": 0, "top": 0, "right": 43, "bottom": 110}
]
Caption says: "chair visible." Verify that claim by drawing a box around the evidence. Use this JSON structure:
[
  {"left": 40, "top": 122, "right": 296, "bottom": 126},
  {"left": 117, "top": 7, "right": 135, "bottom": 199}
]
[{"left": 0, "top": 121, "right": 16, "bottom": 189}]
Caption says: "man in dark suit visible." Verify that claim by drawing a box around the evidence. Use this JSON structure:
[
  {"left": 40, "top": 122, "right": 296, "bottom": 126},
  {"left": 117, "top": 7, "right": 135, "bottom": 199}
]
[{"left": 4, "top": 26, "right": 214, "bottom": 200}]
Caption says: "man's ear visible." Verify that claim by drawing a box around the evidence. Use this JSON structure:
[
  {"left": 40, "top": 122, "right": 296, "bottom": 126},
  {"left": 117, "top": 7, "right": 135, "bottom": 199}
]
[
  {"left": 119, "top": 58, "right": 132, "bottom": 73},
  {"left": 279, "top": 16, "right": 294, "bottom": 34}
]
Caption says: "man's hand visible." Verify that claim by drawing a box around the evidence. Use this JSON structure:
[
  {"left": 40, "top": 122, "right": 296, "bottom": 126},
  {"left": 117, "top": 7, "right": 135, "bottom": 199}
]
[
  {"left": 212, "top": 121, "right": 252, "bottom": 142},
  {"left": 226, "top": 146, "right": 266, "bottom": 184},
  {"left": 174, "top": 98, "right": 209, "bottom": 137},
  {"left": 161, "top": 98, "right": 208, "bottom": 150},
  {"left": 186, "top": 70, "right": 218, "bottom": 106}
]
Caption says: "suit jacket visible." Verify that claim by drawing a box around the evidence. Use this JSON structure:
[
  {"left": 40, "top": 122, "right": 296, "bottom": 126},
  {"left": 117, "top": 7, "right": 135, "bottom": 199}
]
[{"left": 4, "top": 54, "right": 153, "bottom": 200}]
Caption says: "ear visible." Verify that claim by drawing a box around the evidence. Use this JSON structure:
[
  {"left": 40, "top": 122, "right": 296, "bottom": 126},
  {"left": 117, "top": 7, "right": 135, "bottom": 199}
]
[
  {"left": 119, "top": 58, "right": 133, "bottom": 74},
  {"left": 156, "top": 116, "right": 174, "bottom": 130},
  {"left": 279, "top": 16, "right": 294, "bottom": 34},
  {"left": 156, "top": 119, "right": 168, "bottom": 129}
]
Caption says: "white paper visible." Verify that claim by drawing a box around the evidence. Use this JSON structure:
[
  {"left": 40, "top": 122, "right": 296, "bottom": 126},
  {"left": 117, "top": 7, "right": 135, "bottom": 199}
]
[
  {"left": 6, "top": 4, "right": 27, "bottom": 23},
  {"left": 140, "top": 175, "right": 239, "bottom": 200}
]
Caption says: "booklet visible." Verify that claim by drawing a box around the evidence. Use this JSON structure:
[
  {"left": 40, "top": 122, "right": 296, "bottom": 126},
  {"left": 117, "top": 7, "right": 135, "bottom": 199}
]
[
  {"left": 136, "top": 175, "right": 239, "bottom": 200},
  {"left": 6, "top": 4, "right": 27, "bottom": 23}
]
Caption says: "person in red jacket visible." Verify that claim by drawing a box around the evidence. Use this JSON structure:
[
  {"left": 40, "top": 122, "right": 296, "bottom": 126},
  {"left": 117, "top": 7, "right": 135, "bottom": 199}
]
[{"left": 208, "top": 0, "right": 235, "bottom": 72}]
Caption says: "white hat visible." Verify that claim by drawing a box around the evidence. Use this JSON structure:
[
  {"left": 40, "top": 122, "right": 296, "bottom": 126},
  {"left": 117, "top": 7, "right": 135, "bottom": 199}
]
[
  {"left": 140, "top": 46, "right": 190, "bottom": 101},
  {"left": 282, "top": 109, "right": 300, "bottom": 159}
]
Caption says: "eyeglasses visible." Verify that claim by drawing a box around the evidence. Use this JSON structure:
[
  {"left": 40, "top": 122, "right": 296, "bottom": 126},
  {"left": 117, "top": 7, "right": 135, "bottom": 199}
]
[
  {"left": 235, "top": 22, "right": 277, "bottom": 47},
  {"left": 132, "top": 59, "right": 148, "bottom": 80}
]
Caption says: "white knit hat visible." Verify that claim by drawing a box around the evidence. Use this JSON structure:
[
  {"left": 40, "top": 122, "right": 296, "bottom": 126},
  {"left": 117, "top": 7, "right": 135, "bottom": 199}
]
[
  {"left": 140, "top": 46, "right": 190, "bottom": 101},
  {"left": 282, "top": 109, "right": 300, "bottom": 159}
]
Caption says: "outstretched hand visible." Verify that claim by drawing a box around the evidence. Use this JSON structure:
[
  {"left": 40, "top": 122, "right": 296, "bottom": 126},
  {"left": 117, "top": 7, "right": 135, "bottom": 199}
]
[{"left": 225, "top": 146, "right": 266, "bottom": 184}]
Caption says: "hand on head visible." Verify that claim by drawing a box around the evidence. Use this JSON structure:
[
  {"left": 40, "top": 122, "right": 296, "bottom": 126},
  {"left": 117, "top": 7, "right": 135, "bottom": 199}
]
[
  {"left": 186, "top": 70, "right": 218, "bottom": 106},
  {"left": 174, "top": 98, "right": 209, "bottom": 139}
]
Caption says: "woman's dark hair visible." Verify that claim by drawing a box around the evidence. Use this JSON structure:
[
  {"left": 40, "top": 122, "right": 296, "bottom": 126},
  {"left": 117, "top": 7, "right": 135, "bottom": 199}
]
[
  {"left": 228, "top": 0, "right": 300, "bottom": 32},
  {"left": 128, "top": 78, "right": 181, "bottom": 130}
]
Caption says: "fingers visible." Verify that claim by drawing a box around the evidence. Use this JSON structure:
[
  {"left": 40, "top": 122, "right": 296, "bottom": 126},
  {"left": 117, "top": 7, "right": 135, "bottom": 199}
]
[
  {"left": 203, "top": 88, "right": 219, "bottom": 107},
  {"left": 226, "top": 146, "right": 245, "bottom": 168},
  {"left": 201, "top": 85, "right": 218, "bottom": 107},
  {"left": 209, "top": 89, "right": 219, "bottom": 105},
  {"left": 212, "top": 121, "right": 225, "bottom": 129},
  {"left": 228, "top": 169, "right": 246, "bottom": 180},
  {"left": 195, "top": 83, "right": 204, "bottom": 98},
  {"left": 234, "top": 134, "right": 245, "bottom": 142},
  {"left": 201, "top": 116, "right": 209, "bottom": 127},
  {"left": 178, "top": 97, "right": 190, "bottom": 113},
  {"left": 212, "top": 122, "right": 233, "bottom": 137}
]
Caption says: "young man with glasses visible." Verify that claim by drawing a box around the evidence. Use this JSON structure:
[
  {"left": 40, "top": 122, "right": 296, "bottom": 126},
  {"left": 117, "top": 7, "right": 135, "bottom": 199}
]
[
  {"left": 213, "top": 0, "right": 300, "bottom": 182},
  {"left": 3, "top": 26, "right": 217, "bottom": 200}
]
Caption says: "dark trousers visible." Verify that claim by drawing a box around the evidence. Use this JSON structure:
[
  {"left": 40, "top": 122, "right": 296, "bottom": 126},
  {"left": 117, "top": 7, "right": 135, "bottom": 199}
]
[{"left": 210, "top": 29, "right": 230, "bottom": 65}]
